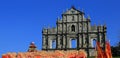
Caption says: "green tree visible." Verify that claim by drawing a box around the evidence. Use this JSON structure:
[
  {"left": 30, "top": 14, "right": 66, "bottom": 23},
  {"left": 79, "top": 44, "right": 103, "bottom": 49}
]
[{"left": 111, "top": 42, "right": 120, "bottom": 56}]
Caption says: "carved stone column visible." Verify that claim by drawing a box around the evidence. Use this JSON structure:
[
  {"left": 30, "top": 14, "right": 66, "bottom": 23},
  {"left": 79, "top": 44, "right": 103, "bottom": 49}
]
[
  {"left": 48, "top": 36, "right": 51, "bottom": 49},
  {"left": 63, "top": 35, "right": 66, "bottom": 49},
  {"left": 67, "top": 36, "right": 70, "bottom": 48},
  {"left": 69, "top": 38, "right": 72, "bottom": 48},
  {"left": 79, "top": 35, "right": 81, "bottom": 48},
  {"left": 57, "top": 35, "right": 61, "bottom": 49},
  {"left": 42, "top": 36, "right": 46, "bottom": 49},
  {"left": 83, "top": 34, "right": 86, "bottom": 47},
  {"left": 88, "top": 36, "right": 92, "bottom": 47}
]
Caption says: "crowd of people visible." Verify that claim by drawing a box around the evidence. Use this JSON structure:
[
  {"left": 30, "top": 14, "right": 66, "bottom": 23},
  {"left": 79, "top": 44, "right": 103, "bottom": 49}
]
[{"left": 2, "top": 50, "right": 87, "bottom": 58}]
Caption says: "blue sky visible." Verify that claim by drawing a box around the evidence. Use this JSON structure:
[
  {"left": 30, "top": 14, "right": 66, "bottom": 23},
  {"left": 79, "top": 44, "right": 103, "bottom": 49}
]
[{"left": 0, "top": 0, "right": 120, "bottom": 57}]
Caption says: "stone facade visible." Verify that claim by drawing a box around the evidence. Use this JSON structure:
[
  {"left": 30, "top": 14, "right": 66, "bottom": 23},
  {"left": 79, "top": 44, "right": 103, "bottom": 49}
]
[{"left": 42, "top": 6, "right": 107, "bottom": 56}]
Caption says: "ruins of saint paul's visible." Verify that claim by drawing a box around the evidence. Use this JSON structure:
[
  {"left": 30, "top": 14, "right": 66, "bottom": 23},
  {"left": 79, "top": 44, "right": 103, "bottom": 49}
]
[{"left": 42, "top": 6, "right": 107, "bottom": 56}]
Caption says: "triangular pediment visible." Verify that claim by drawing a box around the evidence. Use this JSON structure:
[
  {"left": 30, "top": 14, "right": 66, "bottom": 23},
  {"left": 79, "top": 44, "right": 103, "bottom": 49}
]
[{"left": 63, "top": 6, "right": 84, "bottom": 15}]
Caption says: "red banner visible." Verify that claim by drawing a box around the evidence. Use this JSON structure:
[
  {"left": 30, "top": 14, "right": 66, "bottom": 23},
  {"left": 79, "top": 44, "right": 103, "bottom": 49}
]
[
  {"left": 105, "top": 41, "right": 112, "bottom": 58},
  {"left": 96, "top": 42, "right": 104, "bottom": 58}
]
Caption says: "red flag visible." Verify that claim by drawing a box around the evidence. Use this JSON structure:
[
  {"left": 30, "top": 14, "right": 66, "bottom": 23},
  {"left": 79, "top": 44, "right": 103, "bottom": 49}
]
[
  {"left": 105, "top": 41, "right": 112, "bottom": 58},
  {"left": 96, "top": 41, "right": 104, "bottom": 58}
]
